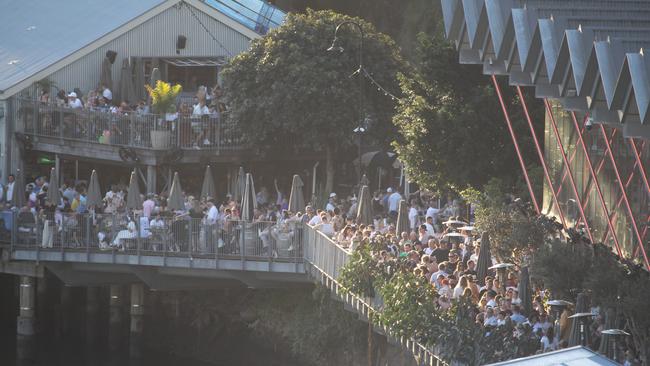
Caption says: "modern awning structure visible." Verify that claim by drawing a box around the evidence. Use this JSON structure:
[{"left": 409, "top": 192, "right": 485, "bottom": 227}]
[
  {"left": 164, "top": 57, "right": 228, "bottom": 67},
  {"left": 441, "top": 0, "right": 650, "bottom": 139},
  {"left": 485, "top": 346, "right": 618, "bottom": 365}
]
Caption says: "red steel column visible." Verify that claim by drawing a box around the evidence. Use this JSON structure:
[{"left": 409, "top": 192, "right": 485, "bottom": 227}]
[
  {"left": 629, "top": 138, "right": 650, "bottom": 195},
  {"left": 569, "top": 112, "right": 623, "bottom": 257},
  {"left": 514, "top": 86, "right": 566, "bottom": 226},
  {"left": 544, "top": 99, "right": 594, "bottom": 243},
  {"left": 492, "top": 75, "right": 540, "bottom": 214},
  {"left": 599, "top": 125, "right": 649, "bottom": 269}
]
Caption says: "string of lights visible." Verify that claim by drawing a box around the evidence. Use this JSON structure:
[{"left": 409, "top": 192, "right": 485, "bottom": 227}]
[
  {"left": 360, "top": 67, "right": 401, "bottom": 102},
  {"left": 181, "top": 1, "right": 234, "bottom": 58}
]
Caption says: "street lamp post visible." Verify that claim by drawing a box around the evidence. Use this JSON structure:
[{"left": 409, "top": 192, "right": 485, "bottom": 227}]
[{"left": 328, "top": 21, "right": 365, "bottom": 184}]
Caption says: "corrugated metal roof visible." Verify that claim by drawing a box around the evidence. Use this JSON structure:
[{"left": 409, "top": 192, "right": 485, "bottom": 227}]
[
  {"left": 0, "top": 0, "right": 166, "bottom": 94},
  {"left": 486, "top": 346, "right": 618, "bottom": 366},
  {"left": 441, "top": 0, "right": 650, "bottom": 139}
]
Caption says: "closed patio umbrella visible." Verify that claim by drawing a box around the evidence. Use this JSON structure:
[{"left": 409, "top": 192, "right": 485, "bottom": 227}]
[
  {"left": 598, "top": 308, "right": 617, "bottom": 357},
  {"left": 126, "top": 170, "right": 142, "bottom": 210},
  {"left": 46, "top": 168, "right": 60, "bottom": 206},
  {"left": 476, "top": 232, "right": 492, "bottom": 286},
  {"left": 568, "top": 293, "right": 591, "bottom": 347},
  {"left": 288, "top": 174, "right": 305, "bottom": 213},
  {"left": 200, "top": 165, "right": 216, "bottom": 200},
  {"left": 150, "top": 67, "right": 161, "bottom": 88},
  {"left": 133, "top": 57, "right": 146, "bottom": 102},
  {"left": 356, "top": 185, "right": 373, "bottom": 225},
  {"left": 86, "top": 170, "right": 102, "bottom": 207},
  {"left": 100, "top": 56, "right": 113, "bottom": 91},
  {"left": 12, "top": 170, "right": 25, "bottom": 208},
  {"left": 518, "top": 266, "right": 532, "bottom": 316},
  {"left": 395, "top": 199, "right": 409, "bottom": 236},
  {"left": 360, "top": 174, "right": 370, "bottom": 187},
  {"left": 240, "top": 173, "right": 257, "bottom": 221},
  {"left": 167, "top": 172, "right": 185, "bottom": 211},
  {"left": 118, "top": 58, "right": 136, "bottom": 104},
  {"left": 234, "top": 167, "right": 246, "bottom": 203}
]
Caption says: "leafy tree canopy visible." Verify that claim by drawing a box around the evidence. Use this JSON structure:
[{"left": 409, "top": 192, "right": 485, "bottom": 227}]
[
  {"left": 222, "top": 10, "right": 408, "bottom": 192},
  {"left": 392, "top": 32, "right": 542, "bottom": 193}
]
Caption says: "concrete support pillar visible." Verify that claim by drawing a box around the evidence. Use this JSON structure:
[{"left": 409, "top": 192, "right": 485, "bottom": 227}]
[
  {"left": 146, "top": 165, "right": 156, "bottom": 194},
  {"left": 59, "top": 285, "right": 73, "bottom": 337},
  {"left": 108, "top": 284, "right": 124, "bottom": 352},
  {"left": 16, "top": 276, "right": 36, "bottom": 363},
  {"left": 85, "top": 286, "right": 100, "bottom": 344},
  {"left": 129, "top": 283, "right": 145, "bottom": 358},
  {"left": 17, "top": 276, "right": 35, "bottom": 336}
]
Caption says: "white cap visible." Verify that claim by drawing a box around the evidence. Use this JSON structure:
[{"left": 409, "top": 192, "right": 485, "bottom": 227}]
[
  {"left": 329, "top": 192, "right": 337, "bottom": 198},
  {"left": 67, "top": 92, "right": 77, "bottom": 98},
  {"left": 387, "top": 187, "right": 393, "bottom": 193}
]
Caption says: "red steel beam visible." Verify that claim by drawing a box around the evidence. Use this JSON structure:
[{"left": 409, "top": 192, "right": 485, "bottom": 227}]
[
  {"left": 603, "top": 140, "right": 646, "bottom": 243},
  {"left": 554, "top": 114, "right": 589, "bottom": 198},
  {"left": 599, "top": 125, "right": 649, "bottom": 269},
  {"left": 629, "top": 138, "right": 650, "bottom": 195},
  {"left": 514, "top": 86, "right": 566, "bottom": 226},
  {"left": 569, "top": 112, "right": 623, "bottom": 257},
  {"left": 544, "top": 99, "right": 594, "bottom": 243},
  {"left": 492, "top": 76, "right": 540, "bottom": 214}
]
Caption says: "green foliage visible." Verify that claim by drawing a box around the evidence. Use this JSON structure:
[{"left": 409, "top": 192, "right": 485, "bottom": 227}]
[
  {"left": 221, "top": 9, "right": 407, "bottom": 154},
  {"left": 339, "top": 246, "right": 382, "bottom": 297},
  {"left": 378, "top": 270, "right": 441, "bottom": 341},
  {"left": 145, "top": 80, "right": 182, "bottom": 114},
  {"left": 531, "top": 238, "right": 593, "bottom": 299},
  {"left": 465, "top": 178, "right": 548, "bottom": 265},
  {"left": 392, "top": 32, "right": 543, "bottom": 193}
]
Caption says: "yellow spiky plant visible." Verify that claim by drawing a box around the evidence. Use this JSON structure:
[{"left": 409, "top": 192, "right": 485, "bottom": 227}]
[{"left": 145, "top": 80, "right": 183, "bottom": 114}]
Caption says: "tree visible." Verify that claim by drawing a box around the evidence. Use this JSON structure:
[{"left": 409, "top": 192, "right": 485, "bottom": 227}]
[
  {"left": 221, "top": 10, "right": 407, "bottom": 195},
  {"left": 392, "top": 31, "right": 543, "bottom": 194}
]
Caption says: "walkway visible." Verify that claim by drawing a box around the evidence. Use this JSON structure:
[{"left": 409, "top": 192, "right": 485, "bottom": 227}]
[{"left": 1, "top": 212, "right": 446, "bottom": 365}]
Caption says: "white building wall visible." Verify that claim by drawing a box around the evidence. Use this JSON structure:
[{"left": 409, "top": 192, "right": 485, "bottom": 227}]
[{"left": 47, "top": 3, "right": 252, "bottom": 95}]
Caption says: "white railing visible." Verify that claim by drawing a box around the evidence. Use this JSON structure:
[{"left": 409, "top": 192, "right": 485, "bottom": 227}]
[{"left": 302, "top": 226, "right": 448, "bottom": 366}]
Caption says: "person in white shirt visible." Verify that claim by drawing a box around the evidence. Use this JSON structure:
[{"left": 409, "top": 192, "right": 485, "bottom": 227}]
[
  {"left": 424, "top": 216, "right": 436, "bottom": 237},
  {"left": 102, "top": 85, "right": 113, "bottom": 102},
  {"left": 308, "top": 213, "right": 322, "bottom": 226},
  {"left": 484, "top": 308, "right": 498, "bottom": 327},
  {"left": 426, "top": 200, "right": 440, "bottom": 223},
  {"left": 67, "top": 92, "right": 83, "bottom": 109},
  {"left": 387, "top": 188, "right": 402, "bottom": 215},
  {"left": 5, "top": 174, "right": 15, "bottom": 204},
  {"left": 192, "top": 100, "right": 210, "bottom": 115},
  {"left": 325, "top": 193, "right": 337, "bottom": 212},
  {"left": 408, "top": 201, "right": 419, "bottom": 230}
]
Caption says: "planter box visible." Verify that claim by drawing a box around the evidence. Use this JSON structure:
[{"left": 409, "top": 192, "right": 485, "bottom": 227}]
[{"left": 151, "top": 130, "right": 171, "bottom": 150}]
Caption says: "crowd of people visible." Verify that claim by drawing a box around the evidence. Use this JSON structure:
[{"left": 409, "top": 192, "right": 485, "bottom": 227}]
[
  {"left": 305, "top": 186, "right": 636, "bottom": 361},
  {"left": 32, "top": 82, "right": 229, "bottom": 149},
  {"left": 6, "top": 174, "right": 302, "bottom": 255},
  {"left": 2, "top": 170, "right": 641, "bottom": 363}
]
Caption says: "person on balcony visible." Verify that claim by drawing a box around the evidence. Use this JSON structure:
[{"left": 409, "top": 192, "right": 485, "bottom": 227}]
[
  {"left": 67, "top": 92, "right": 82, "bottom": 109},
  {"left": 102, "top": 84, "right": 113, "bottom": 103},
  {"left": 192, "top": 99, "right": 210, "bottom": 148}
]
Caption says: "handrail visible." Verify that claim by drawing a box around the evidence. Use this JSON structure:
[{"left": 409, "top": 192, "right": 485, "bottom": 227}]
[
  {"left": 302, "top": 225, "right": 448, "bottom": 366},
  {"left": 6, "top": 211, "right": 302, "bottom": 264},
  {"left": 15, "top": 98, "right": 246, "bottom": 151}
]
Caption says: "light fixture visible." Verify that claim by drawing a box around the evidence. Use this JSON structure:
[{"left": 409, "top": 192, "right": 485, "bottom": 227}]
[{"left": 327, "top": 37, "right": 344, "bottom": 53}]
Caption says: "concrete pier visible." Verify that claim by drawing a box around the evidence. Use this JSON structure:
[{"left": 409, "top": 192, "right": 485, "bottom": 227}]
[
  {"left": 108, "top": 284, "right": 124, "bottom": 352},
  {"left": 16, "top": 276, "right": 36, "bottom": 363},
  {"left": 16, "top": 276, "right": 35, "bottom": 337},
  {"left": 85, "top": 286, "right": 100, "bottom": 344},
  {"left": 129, "top": 283, "right": 145, "bottom": 358}
]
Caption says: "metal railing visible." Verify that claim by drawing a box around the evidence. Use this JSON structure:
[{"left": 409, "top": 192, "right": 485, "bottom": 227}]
[
  {"left": 16, "top": 98, "right": 246, "bottom": 151},
  {"left": 5, "top": 210, "right": 301, "bottom": 262},
  {"left": 303, "top": 226, "right": 448, "bottom": 366}
]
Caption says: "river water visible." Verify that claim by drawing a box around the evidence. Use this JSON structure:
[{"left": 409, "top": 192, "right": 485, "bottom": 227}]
[{"left": 0, "top": 274, "right": 292, "bottom": 366}]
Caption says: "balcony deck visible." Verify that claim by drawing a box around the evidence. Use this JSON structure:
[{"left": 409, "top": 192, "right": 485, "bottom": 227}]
[{"left": 16, "top": 98, "right": 252, "bottom": 165}]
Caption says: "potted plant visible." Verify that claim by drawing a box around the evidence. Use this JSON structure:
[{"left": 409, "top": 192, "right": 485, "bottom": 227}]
[{"left": 145, "top": 80, "right": 182, "bottom": 149}]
